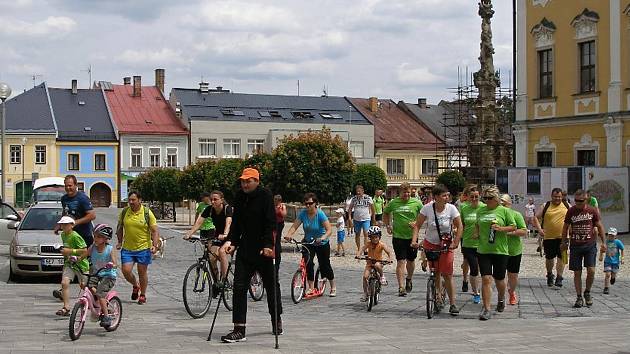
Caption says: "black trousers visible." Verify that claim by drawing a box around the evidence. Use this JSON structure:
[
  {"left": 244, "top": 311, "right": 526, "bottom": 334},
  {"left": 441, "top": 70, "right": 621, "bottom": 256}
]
[
  {"left": 304, "top": 243, "right": 335, "bottom": 281},
  {"left": 232, "top": 253, "right": 283, "bottom": 324}
]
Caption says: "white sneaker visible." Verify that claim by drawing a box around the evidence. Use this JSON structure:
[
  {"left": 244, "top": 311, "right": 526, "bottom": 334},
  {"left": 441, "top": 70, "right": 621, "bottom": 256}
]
[{"left": 380, "top": 275, "right": 387, "bottom": 286}]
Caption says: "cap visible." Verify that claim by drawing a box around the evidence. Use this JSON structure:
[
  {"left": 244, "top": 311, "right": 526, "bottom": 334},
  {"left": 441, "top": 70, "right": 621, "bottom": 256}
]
[
  {"left": 606, "top": 227, "right": 618, "bottom": 236},
  {"left": 239, "top": 167, "right": 260, "bottom": 181},
  {"left": 57, "top": 216, "right": 76, "bottom": 224},
  {"left": 335, "top": 208, "right": 345, "bottom": 214}
]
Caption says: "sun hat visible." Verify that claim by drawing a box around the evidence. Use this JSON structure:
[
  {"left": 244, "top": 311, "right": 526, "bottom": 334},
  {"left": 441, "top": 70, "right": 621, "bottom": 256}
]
[{"left": 57, "top": 216, "right": 76, "bottom": 224}]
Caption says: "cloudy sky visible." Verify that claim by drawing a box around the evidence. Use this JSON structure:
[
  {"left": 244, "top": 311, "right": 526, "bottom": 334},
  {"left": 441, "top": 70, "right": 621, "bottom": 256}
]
[{"left": 0, "top": 0, "right": 514, "bottom": 104}]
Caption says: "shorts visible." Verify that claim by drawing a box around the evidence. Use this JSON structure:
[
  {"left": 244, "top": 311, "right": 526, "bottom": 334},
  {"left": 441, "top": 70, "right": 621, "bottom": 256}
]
[
  {"left": 423, "top": 240, "right": 454, "bottom": 275},
  {"left": 392, "top": 237, "right": 418, "bottom": 262},
  {"left": 569, "top": 243, "right": 597, "bottom": 271},
  {"left": 337, "top": 230, "right": 346, "bottom": 243},
  {"left": 375, "top": 213, "right": 383, "bottom": 222},
  {"left": 461, "top": 247, "right": 479, "bottom": 276},
  {"left": 543, "top": 238, "right": 562, "bottom": 259},
  {"left": 353, "top": 220, "right": 370, "bottom": 235},
  {"left": 477, "top": 253, "right": 509, "bottom": 280},
  {"left": 121, "top": 248, "right": 153, "bottom": 265},
  {"left": 604, "top": 263, "right": 620, "bottom": 273},
  {"left": 507, "top": 254, "right": 522, "bottom": 274},
  {"left": 87, "top": 276, "right": 116, "bottom": 298},
  {"left": 200, "top": 229, "right": 216, "bottom": 239},
  {"left": 62, "top": 265, "right": 87, "bottom": 284}
]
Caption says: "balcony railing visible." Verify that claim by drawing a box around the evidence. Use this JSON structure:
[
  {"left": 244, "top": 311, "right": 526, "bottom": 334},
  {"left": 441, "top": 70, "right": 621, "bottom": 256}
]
[{"left": 387, "top": 174, "right": 437, "bottom": 184}]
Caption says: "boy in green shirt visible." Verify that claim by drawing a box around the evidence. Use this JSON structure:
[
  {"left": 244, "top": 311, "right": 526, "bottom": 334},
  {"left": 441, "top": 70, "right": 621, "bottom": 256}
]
[
  {"left": 195, "top": 192, "right": 216, "bottom": 237},
  {"left": 56, "top": 216, "right": 89, "bottom": 316}
]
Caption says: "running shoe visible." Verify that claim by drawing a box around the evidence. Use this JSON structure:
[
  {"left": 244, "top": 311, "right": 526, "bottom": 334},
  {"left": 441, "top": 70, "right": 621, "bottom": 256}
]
[
  {"left": 221, "top": 329, "right": 247, "bottom": 343},
  {"left": 473, "top": 293, "right": 481, "bottom": 304},
  {"left": 99, "top": 315, "right": 112, "bottom": 328},
  {"left": 272, "top": 320, "right": 283, "bottom": 336},
  {"left": 573, "top": 296, "right": 584, "bottom": 308},
  {"left": 131, "top": 285, "right": 140, "bottom": 301},
  {"left": 462, "top": 281, "right": 469, "bottom": 293},
  {"left": 479, "top": 308, "right": 491, "bottom": 321},
  {"left": 584, "top": 292, "right": 593, "bottom": 307},
  {"left": 508, "top": 290, "right": 518, "bottom": 305},
  {"left": 554, "top": 275, "right": 563, "bottom": 288},
  {"left": 546, "top": 273, "right": 555, "bottom": 287},
  {"left": 449, "top": 304, "right": 459, "bottom": 315},
  {"left": 138, "top": 294, "right": 146, "bottom": 305},
  {"left": 603, "top": 287, "right": 609, "bottom": 294},
  {"left": 380, "top": 275, "right": 387, "bottom": 286},
  {"left": 496, "top": 300, "right": 505, "bottom": 312},
  {"left": 610, "top": 276, "right": 616, "bottom": 285},
  {"left": 405, "top": 278, "right": 413, "bottom": 293},
  {"left": 398, "top": 287, "right": 407, "bottom": 297}
]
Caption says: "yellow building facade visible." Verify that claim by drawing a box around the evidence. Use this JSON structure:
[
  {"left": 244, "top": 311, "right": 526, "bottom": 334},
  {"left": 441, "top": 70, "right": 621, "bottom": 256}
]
[
  {"left": 514, "top": 0, "right": 630, "bottom": 167},
  {"left": 2, "top": 134, "right": 58, "bottom": 206},
  {"left": 375, "top": 150, "right": 445, "bottom": 191}
]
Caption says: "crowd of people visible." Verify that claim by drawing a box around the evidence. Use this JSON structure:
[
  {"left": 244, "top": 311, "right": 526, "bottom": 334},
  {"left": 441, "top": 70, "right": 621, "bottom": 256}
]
[{"left": 50, "top": 169, "right": 625, "bottom": 344}]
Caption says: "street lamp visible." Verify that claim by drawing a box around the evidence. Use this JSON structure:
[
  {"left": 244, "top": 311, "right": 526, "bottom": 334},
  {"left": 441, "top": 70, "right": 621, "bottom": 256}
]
[
  {"left": 21, "top": 137, "right": 27, "bottom": 210},
  {"left": 0, "top": 82, "right": 11, "bottom": 203}
]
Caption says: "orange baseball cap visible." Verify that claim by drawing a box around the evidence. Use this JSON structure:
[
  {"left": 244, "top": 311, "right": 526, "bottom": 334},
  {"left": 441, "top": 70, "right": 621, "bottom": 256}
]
[{"left": 240, "top": 167, "right": 260, "bottom": 181}]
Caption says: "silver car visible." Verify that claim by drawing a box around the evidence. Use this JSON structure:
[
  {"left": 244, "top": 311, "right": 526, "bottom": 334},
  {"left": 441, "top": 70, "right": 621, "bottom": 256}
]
[{"left": 9, "top": 202, "right": 64, "bottom": 281}]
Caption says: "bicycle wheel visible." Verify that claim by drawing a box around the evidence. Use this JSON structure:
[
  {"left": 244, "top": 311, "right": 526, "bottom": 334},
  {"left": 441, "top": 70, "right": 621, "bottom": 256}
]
[
  {"left": 426, "top": 277, "right": 435, "bottom": 319},
  {"left": 249, "top": 271, "right": 264, "bottom": 301},
  {"left": 367, "top": 278, "right": 377, "bottom": 312},
  {"left": 104, "top": 296, "right": 122, "bottom": 332},
  {"left": 222, "top": 266, "right": 234, "bottom": 311},
  {"left": 69, "top": 301, "right": 87, "bottom": 341},
  {"left": 291, "top": 270, "right": 305, "bottom": 304},
  {"left": 314, "top": 268, "right": 327, "bottom": 294},
  {"left": 375, "top": 281, "right": 381, "bottom": 305},
  {"left": 182, "top": 263, "right": 213, "bottom": 319}
]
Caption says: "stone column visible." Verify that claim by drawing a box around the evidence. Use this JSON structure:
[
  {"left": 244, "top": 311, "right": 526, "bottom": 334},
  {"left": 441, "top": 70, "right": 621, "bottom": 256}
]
[
  {"left": 513, "top": 125, "right": 528, "bottom": 167},
  {"left": 604, "top": 117, "right": 623, "bottom": 167},
  {"left": 609, "top": 0, "right": 622, "bottom": 112}
]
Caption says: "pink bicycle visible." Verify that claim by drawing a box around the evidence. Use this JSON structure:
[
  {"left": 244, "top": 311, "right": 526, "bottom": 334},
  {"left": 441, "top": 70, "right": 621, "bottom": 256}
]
[
  {"left": 288, "top": 239, "right": 327, "bottom": 303},
  {"left": 69, "top": 263, "right": 122, "bottom": 341}
]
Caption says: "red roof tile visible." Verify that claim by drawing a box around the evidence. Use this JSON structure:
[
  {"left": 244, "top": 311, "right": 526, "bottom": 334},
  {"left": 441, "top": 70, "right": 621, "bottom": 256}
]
[
  {"left": 350, "top": 98, "right": 444, "bottom": 150},
  {"left": 105, "top": 85, "right": 188, "bottom": 135}
]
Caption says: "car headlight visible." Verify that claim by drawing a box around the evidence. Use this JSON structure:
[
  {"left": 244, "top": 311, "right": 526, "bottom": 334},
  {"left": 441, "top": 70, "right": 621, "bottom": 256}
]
[{"left": 15, "top": 245, "right": 39, "bottom": 256}]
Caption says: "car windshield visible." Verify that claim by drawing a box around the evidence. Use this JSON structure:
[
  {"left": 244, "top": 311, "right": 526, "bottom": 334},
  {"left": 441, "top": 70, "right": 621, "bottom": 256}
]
[
  {"left": 32, "top": 186, "right": 65, "bottom": 202},
  {"left": 19, "top": 207, "right": 63, "bottom": 230}
]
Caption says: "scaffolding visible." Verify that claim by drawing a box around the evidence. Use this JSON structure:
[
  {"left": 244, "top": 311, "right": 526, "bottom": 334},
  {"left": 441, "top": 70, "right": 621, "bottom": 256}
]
[{"left": 440, "top": 67, "right": 514, "bottom": 185}]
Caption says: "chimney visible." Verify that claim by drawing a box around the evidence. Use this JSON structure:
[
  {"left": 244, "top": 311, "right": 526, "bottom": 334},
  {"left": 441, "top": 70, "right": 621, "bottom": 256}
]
[
  {"left": 155, "top": 68, "right": 165, "bottom": 93},
  {"left": 123, "top": 77, "right": 131, "bottom": 85},
  {"left": 368, "top": 97, "right": 378, "bottom": 113},
  {"left": 418, "top": 98, "right": 427, "bottom": 109},
  {"left": 216, "top": 86, "right": 223, "bottom": 91},
  {"left": 71, "top": 79, "right": 78, "bottom": 94},
  {"left": 133, "top": 76, "right": 141, "bottom": 97},
  {"left": 199, "top": 81, "right": 209, "bottom": 93}
]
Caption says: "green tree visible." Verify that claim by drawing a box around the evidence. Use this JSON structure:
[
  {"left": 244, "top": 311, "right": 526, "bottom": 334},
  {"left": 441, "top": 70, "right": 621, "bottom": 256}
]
[
  {"left": 270, "top": 128, "right": 354, "bottom": 204},
  {"left": 205, "top": 158, "right": 244, "bottom": 203},
  {"left": 436, "top": 170, "right": 466, "bottom": 195},
  {"left": 130, "top": 172, "right": 154, "bottom": 201},
  {"left": 179, "top": 160, "right": 216, "bottom": 200},
  {"left": 352, "top": 164, "right": 387, "bottom": 196}
]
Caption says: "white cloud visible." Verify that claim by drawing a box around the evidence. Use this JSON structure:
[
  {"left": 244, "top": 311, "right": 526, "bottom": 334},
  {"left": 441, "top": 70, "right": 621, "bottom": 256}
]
[
  {"left": 115, "top": 48, "right": 193, "bottom": 66},
  {"left": 396, "top": 63, "right": 445, "bottom": 86},
  {"left": 8, "top": 63, "right": 45, "bottom": 75},
  {"left": 1, "top": 16, "right": 77, "bottom": 37}
]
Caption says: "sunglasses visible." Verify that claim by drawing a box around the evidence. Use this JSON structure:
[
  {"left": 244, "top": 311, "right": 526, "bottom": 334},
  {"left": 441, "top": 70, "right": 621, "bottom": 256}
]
[
  {"left": 574, "top": 199, "right": 585, "bottom": 203},
  {"left": 304, "top": 201, "right": 315, "bottom": 206}
]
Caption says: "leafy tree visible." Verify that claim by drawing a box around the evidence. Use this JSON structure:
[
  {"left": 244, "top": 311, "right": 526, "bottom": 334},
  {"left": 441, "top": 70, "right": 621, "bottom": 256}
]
[
  {"left": 352, "top": 164, "right": 387, "bottom": 196},
  {"left": 148, "top": 168, "right": 182, "bottom": 203},
  {"left": 436, "top": 170, "right": 466, "bottom": 196},
  {"left": 179, "top": 160, "right": 216, "bottom": 200},
  {"left": 270, "top": 128, "right": 354, "bottom": 204},
  {"left": 130, "top": 172, "right": 154, "bottom": 201},
  {"left": 205, "top": 158, "right": 244, "bottom": 204}
]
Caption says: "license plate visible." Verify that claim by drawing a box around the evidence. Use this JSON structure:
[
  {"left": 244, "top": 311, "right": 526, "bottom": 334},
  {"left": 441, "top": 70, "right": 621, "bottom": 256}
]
[{"left": 41, "top": 258, "right": 64, "bottom": 266}]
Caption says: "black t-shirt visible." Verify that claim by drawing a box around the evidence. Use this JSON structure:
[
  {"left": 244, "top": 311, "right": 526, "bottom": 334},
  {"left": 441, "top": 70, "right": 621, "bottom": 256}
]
[{"left": 201, "top": 204, "right": 233, "bottom": 235}]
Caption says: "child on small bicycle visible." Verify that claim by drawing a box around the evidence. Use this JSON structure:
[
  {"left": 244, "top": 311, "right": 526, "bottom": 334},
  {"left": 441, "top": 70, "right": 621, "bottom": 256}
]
[
  {"left": 57, "top": 216, "right": 89, "bottom": 317},
  {"left": 76, "top": 224, "right": 118, "bottom": 327},
  {"left": 357, "top": 226, "right": 393, "bottom": 302}
]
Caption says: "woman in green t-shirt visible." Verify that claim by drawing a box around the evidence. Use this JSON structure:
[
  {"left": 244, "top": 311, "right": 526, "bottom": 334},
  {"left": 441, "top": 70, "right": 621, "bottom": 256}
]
[
  {"left": 499, "top": 194, "right": 528, "bottom": 307},
  {"left": 459, "top": 186, "right": 484, "bottom": 304},
  {"left": 475, "top": 185, "right": 516, "bottom": 321}
]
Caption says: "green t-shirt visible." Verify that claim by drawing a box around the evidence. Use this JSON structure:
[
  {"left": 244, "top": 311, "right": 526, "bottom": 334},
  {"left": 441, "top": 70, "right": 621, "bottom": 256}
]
[
  {"left": 196, "top": 202, "right": 215, "bottom": 231},
  {"left": 459, "top": 202, "right": 485, "bottom": 249},
  {"left": 588, "top": 196, "right": 598, "bottom": 208},
  {"left": 62, "top": 230, "right": 89, "bottom": 272},
  {"left": 373, "top": 196, "right": 385, "bottom": 215},
  {"left": 507, "top": 209, "right": 526, "bottom": 256},
  {"left": 476, "top": 205, "right": 516, "bottom": 255},
  {"left": 383, "top": 197, "right": 422, "bottom": 239}
]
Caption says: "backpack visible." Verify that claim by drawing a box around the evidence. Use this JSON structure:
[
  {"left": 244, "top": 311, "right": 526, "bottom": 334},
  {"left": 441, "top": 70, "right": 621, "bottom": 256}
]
[
  {"left": 540, "top": 200, "right": 570, "bottom": 228},
  {"left": 116, "top": 205, "right": 151, "bottom": 237}
]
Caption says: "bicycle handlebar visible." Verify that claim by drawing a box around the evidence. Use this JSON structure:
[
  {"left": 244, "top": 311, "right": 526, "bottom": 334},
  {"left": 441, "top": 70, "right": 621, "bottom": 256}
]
[
  {"left": 355, "top": 256, "right": 393, "bottom": 264},
  {"left": 287, "top": 238, "right": 316, "bottom": 246}
]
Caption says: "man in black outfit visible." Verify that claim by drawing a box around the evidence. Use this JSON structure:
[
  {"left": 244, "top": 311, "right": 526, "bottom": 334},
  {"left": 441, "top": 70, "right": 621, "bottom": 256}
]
[{"left": 220, "top": 168, "right": 283, "bottom": 343}]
